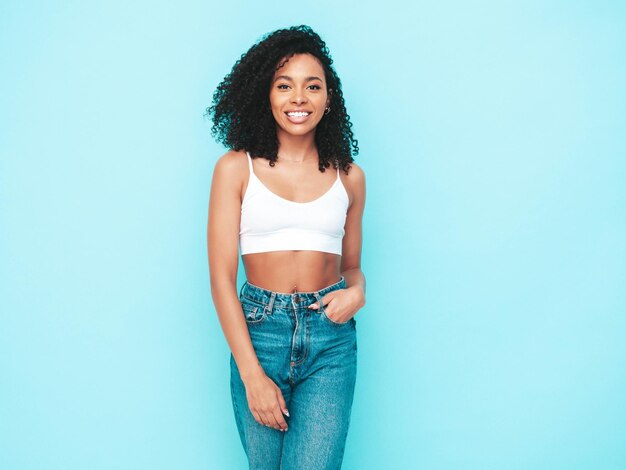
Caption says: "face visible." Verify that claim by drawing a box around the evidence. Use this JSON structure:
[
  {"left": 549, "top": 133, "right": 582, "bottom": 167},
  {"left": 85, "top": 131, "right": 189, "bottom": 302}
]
[{"left": 269, "top": 53, "right": 330, "bottom": 137}]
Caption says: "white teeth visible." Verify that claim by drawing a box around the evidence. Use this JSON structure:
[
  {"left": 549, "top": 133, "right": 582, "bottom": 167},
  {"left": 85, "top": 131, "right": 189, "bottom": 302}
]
[{"left": 287, "top": 112, "right": 310, "bottom": 117}]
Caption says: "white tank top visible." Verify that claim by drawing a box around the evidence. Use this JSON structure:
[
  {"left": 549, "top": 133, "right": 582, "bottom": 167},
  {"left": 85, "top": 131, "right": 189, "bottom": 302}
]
[{"left": 239, "top": 151, "right": 349, "bottom": 255}]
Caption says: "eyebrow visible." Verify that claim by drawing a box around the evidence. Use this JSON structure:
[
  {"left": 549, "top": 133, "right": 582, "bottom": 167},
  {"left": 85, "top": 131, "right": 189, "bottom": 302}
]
[{"left": 273, "top": 75, "right": 323, "bottom": 83}]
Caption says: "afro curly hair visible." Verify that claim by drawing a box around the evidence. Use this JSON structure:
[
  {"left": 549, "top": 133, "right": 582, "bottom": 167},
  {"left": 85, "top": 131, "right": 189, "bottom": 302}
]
[{"left": 205, "top": 24, "right": 359, "bottom": 173}]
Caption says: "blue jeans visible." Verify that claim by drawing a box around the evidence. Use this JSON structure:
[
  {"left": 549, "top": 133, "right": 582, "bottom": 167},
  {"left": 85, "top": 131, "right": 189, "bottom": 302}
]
[{"left": 230, "top": 275, "right": 358, "bottom": 470}]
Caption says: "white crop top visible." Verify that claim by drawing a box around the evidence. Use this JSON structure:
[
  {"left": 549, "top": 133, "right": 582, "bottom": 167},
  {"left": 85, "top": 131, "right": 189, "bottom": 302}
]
[{"left": 239, "top": 151, "right": 349, "bottom": 255}]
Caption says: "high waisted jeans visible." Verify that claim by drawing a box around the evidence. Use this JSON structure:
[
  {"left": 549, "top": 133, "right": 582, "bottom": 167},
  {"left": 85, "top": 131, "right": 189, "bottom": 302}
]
[{"left": 230, "top": 275, "right": 358, "bottom": 470}]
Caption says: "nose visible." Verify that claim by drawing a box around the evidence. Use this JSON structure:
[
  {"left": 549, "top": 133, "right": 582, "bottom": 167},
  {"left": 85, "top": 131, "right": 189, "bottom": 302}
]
[{"left": 291, "top": 89, "right": 307, "bottom": 104}]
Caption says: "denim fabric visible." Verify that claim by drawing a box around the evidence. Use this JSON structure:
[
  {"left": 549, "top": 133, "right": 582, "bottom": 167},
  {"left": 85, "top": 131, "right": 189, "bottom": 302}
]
[{"left": 230, "top": 275, "right": 358, "bottom": 470}]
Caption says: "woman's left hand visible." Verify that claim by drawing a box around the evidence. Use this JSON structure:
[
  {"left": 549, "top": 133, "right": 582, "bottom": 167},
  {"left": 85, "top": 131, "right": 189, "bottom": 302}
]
[{"left": 308, "top": 286, "right": 365, "bottom": 323}]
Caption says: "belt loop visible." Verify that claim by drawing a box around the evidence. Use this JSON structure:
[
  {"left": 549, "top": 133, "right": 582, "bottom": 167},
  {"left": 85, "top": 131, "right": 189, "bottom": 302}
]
[
  {"left": 238, "top": 281, "right": 247, "bottom": 300},
  {"left": 312, "top": 291, "right": 322, "bottom": 308},
  {"left": 267, "top": 292, "right": 276, "bottom": 315}
]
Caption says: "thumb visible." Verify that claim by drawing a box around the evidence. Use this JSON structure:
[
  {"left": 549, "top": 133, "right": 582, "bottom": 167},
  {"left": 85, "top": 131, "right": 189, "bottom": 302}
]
[{"left": 277, "top": 389, "right": 290, "bottom": 417}]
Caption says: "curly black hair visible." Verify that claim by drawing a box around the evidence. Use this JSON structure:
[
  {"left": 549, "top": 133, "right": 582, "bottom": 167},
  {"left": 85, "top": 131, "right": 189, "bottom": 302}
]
[{"left": 205, "top": 24, "right": 359, "bottom": 173}]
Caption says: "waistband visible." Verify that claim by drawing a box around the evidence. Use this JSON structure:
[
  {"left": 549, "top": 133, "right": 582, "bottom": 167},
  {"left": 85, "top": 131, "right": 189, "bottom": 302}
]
[{"left": 239, "top": 276, "right": 346, "bottom": 309}]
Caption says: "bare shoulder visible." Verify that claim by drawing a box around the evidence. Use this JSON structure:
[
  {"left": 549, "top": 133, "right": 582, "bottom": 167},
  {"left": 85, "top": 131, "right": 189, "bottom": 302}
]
[
  {"left": 345, "top": 161, "right": 365, "bottom": 182},
  {"left": 339, "top": 160, "right": 365, "bottom": 207},
  {"left": 211, "top": 149, "right": 249, "bottom": 197},
  {"left": 340, "top": 160, "right": 365, "bottom": 186},
  {"left": 214, "top": 149, "right": 247, "bottom": 175}
]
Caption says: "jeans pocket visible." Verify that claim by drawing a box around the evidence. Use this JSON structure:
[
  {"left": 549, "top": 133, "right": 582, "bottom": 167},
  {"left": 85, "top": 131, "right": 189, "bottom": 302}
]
[
  {"left": 241, "top": 300, "right": 268, "bottom": 324},
  {"left": 320, "top": 304, "right": 352, "bottom": 326}
]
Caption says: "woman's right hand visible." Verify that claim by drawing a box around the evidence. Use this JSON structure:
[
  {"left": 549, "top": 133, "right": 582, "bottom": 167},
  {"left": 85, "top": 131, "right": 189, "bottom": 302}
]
[{"left": 243, "top": 372, "right": 290, "bottom": 431}]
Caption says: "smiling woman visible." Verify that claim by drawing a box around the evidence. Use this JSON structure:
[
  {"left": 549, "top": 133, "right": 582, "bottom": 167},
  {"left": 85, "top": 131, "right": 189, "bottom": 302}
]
[
  {"left": 272, "top": 68, "right": 328, "bottom": 126},
  {"left": 269, "top": 53, "right": 331, "bottom": 141},
  {"left": 205, "top": 25, "right": 366, "bottom": 470}
]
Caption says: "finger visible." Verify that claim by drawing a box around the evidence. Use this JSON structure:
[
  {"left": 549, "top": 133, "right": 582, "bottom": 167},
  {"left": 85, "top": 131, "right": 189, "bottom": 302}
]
[
  {"left": 253, "top": 406, "right": 269, "bottom": 427},
  {"left": 273, "top": 390, "right": 289, "bottom": 430},
  {"left": 268, "top": 403, "right": 287, "bottom": 431},
  {"left": 258, "top": 410, "right": 273, "bottom": 428},
  {"left": 277, "top": 392, "right": 290, "bottom": 418},
  {"left": 308, "top": 301, "right": 318, "bottom": 309},
  {"left": 267, "top": 411, "right": 280, "bottom": 429},
  {"left": 314, "top": 294, "right": 331, "bottom": 310},
  {"left": 271, "top": 405, "right": 288, "bottom": 431},
  {"left": 257, "top": 411, "right": 269, "bottom": 426},
  {"left": 263, "top": 410, "right": 280, "bottom": 430},
  {"left": 251, "top": 409, "right": 264, "bottom": 426},
  {"left": 262, "top": 409, "right": 281, "bottom": 430}
]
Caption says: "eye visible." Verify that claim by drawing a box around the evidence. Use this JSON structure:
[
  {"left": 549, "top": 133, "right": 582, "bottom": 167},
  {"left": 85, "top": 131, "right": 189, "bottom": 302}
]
[
  {"left": 277, "top": 84, "right": 290, "bottom": 90},
  {"left": 309, "top": 85, "right": 321, "bottom": 90}
]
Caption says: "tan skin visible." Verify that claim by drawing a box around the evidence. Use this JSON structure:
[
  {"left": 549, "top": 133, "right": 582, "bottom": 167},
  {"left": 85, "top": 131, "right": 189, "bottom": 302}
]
[{"left": 207, "top": 53, "right": 366, "bottom": 433}]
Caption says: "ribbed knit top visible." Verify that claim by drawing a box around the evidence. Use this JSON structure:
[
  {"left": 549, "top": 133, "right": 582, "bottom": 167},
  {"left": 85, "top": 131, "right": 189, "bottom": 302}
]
[{"left": 239, "top": 151, "right": 349, "bottom": 255}]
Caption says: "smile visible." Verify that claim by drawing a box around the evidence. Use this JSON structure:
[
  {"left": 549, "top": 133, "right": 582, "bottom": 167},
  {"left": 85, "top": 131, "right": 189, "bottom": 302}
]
[{"left": 284, "top": 111, "right": 312, "bottom": 123}]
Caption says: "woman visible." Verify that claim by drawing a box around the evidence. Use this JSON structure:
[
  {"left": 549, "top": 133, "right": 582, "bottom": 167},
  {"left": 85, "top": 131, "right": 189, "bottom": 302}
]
[{"left": 206, "top": 25, "right": 366, "bottom": 469}]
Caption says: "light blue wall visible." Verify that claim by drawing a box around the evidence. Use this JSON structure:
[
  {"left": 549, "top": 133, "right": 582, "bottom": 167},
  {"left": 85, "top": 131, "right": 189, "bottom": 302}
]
[{"left": 1, "top": 1, "right": 624, "bottom": 469}]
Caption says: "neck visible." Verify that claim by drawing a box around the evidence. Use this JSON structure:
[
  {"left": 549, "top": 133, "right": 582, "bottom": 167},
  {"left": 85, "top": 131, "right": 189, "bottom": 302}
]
[{"left": 276, "top": 127, "right": 318, "bottom": 163}]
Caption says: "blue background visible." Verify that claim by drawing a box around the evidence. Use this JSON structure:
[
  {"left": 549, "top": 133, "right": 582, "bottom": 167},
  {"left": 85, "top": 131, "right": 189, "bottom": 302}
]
[{"left": 1, "top": 1, "right": 625, "bottom": 469}]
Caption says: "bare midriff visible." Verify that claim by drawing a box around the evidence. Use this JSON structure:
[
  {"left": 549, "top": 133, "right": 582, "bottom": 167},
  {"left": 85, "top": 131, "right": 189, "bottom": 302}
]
[{"left": 242, "top": 251, "right": 342, "bottom": 293}]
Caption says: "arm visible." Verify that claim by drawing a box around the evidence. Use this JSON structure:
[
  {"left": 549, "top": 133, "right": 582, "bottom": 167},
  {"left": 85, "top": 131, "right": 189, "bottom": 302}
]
[
  {"left": 207, "top": 151, "right": 289, "bottom": 432},
  {"left": 311, "top": 163, "right": 366, "bottom": 322},
  {"left": 340, "top": 162, "right": 366, "bottom": 300},
  {"left": 207, "top": 152, "right": 263, "bottom": 382}
]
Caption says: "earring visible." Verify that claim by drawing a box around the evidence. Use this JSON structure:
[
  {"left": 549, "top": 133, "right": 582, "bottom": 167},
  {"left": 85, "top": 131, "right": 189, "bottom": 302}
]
[{"left": 324, "top": 106, "right": 331, "bottom": 115}]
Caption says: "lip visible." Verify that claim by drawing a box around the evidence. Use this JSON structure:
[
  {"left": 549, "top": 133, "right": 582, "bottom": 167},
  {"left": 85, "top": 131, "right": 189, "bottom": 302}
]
[{"left": 284, "top": 110, "right": 312, "bottom": 124}]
